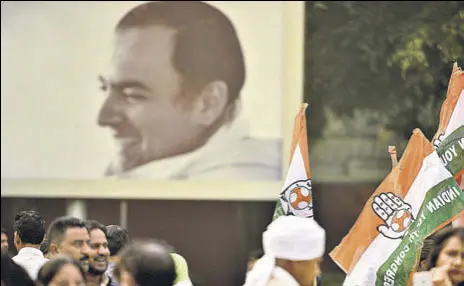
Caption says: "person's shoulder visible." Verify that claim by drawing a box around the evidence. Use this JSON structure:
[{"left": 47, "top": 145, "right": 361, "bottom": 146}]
[
  {"left": 170, "top": 253, "right": 188, "bottom": 265},
  {"left": 170, "top": 253, "right": 192, "bottom": 285},
  {"left": 231, "top": 137, "right": 282, "bottom": 159},
  {"left": 202, "top": 136, "right": 282, "bottom": 164},
  {"left": 187, "top": 137, "right": 283, "bottom": 180}
]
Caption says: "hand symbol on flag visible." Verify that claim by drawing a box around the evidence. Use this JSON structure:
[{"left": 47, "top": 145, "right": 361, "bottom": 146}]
[{"left": 372, "top": 192, "right": 415, "bottom": 239}]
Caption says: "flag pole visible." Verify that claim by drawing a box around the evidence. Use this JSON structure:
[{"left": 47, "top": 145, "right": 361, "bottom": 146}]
[{"left": 388, "top": 145, "right": 398, "bottom": 169}]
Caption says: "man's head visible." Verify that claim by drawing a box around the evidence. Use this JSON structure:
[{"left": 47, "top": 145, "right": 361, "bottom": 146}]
[
  {"left": 1, "top": 228, "right": 9, "bottom": 253},
  {"left": 47, "top": 216, "right": 91, "bottom": 272},
  {"left": 106, "top": 225, "right": 130, "bottom": 260},
  {"left": 13, "top": 210, "right": 46, "bottom": 250},
  {"left": 245, "top": 216, "right": 326, "bottom": 286},
  {"left": 98, "top": 1, "right": 245, "bottom": 173},
  {"left": 264, "top": 216, "right": 325, "bottom": 286},
  {"left": 84, "top": 220, "right": 110, "bottom": 277},
  {"left": 118, "top": 240, "right": 177, "bottom": 286}
]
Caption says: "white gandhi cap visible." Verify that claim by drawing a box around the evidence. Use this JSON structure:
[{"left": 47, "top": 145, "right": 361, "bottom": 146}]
[
  {"left": 242, "top": 216, "right": 326, "bottom": 286},
  {"left": 263, "top": 215, "right": 326, "bottom": 261}
]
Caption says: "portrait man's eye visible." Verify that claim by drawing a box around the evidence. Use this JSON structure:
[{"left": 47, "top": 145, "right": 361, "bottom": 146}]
[{"left": 122, "top": 88, "right": 147, "bottom": 103}]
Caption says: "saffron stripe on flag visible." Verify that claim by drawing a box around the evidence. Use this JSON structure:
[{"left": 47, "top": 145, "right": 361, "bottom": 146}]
[
  {"left": 330, "top": 129, "right": 464, "bottom": 285},
  {"left": 432, "top": 62, "right": 464, "bottom": 144},
  {"left": 329, "top": 129, "right": 433, "bottom": 274}
]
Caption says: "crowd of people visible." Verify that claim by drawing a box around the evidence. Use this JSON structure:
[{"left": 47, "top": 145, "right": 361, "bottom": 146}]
[
  {"left": 1, "top": 210, "right": 193, "bottom": 286},
  {"left": 0, "top": 209, "right": 462, "bottom": 286}
]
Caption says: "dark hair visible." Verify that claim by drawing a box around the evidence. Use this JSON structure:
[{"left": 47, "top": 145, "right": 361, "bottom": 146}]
[
  {"left": 119, "top": 239, "right": 177, "bottom": 286},
  {"left": 36, "top": 256, "right": 86, "bottom": 285},
  {"left": 84, "top": 219, "right": 107, "bottom": 236},
  {"left": 1, "top": 253, "right": 35, "bottom": 286},
  {"left": 106, "top": 225, "right": 130, "bottom": 256},
  {"left": 416, "top": 238, "right": 434, "bottom": 271},
  {"left": 425, "top": 226, "right": 464, "bottom": 270},
  {"left": 40, "top": 238, "right": 50, "bottom": 255},
  {"left": 47, "top": 216, "right": 86, "bottom": 244},
  {"left": 13, "top": 210, "right": 45, "bottom": 245},
  {"left": 116, "top": 1, "right": 246, "bottom": 105},
  {"left": 1, "top": 228, "right": 8, "bottom": 236}
]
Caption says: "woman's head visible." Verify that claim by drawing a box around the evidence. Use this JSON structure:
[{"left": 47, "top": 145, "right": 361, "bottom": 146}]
[
  {"left": 37, "top": 255, "right": 86, "bottom": 286},
  {"left": 426, "top": 226, "right": 464, "bottom": 285}
]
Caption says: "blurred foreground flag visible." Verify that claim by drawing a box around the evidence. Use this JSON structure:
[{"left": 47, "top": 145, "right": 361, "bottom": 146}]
[
  {"left": 432, "top": 62, "right": 464, "bottom": 146},
  {"left": 330, "top": 129, "right": 464, "bottom": 286},
  {"left": 273, "top": 103, "right": 313, "bottom": 220},
  {"left": 433, "top": 62, "right": 464, "bottom": 224}
]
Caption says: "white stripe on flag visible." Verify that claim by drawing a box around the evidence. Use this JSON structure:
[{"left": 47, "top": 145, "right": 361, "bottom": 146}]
[
  {"left": 283, "top": 144, "right": 308, "bottom": 188},
  {"left": 444, "top": 89, "right": 464, "bottom": 138}
]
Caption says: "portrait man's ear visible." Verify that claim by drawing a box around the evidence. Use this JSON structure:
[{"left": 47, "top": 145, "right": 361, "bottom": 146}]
[{"left": 191, "top": 80, "right": 228, "bottom": 127}]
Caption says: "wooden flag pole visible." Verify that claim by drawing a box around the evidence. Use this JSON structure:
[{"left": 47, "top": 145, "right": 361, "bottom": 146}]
[{"left": 388, "top": 145, "right": 398, "bottom": 169}]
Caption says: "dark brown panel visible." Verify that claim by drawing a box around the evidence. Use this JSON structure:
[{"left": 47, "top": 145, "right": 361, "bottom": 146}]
[
  {"left": 125, "top": 199, "right": 275, "bottom": 286},
  {"left": 86, "top": 199, "right": 121, "bottom": 226}
]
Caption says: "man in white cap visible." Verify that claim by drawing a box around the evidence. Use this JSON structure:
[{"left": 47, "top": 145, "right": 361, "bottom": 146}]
[{"left": 243, "top": 215, "right": 326, "bottom": 286}]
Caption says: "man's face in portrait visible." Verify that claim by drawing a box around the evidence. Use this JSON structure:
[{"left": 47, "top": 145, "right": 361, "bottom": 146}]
[{"left": 98, "top": 26, "right": 203, "bottom": 172}]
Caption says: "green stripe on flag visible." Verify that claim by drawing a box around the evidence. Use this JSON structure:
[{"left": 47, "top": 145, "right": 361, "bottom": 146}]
[
  {"left": 273, "top": 200, "right": 285, "bottom": 221},
  {"left": 376, "top": 178, "right": 464, "bottom": 286},
  {"left": 436, "top": 125, "right": 464, "bottom": 177}
]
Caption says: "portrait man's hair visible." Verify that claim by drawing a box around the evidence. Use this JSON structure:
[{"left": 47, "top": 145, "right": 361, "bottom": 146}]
[{"left": 115, "top": 1, "right": 246, "bottom": 113}]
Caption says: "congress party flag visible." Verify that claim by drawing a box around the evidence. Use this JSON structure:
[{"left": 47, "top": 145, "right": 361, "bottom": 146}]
[
  {"left": 329, "top": 129, "right": 464, "bottom": 286},
  {"left": 433, "top": 62, "right": 463, "bottom": 186},
  {"left": 273, "top": 103, "right": 313, "bottom": 220},
  {"left": 433, "top": 62, "right": 464, "bottom": 146},
  {"left": 436, "top": 124, "right": 464, "bottom": 186}
]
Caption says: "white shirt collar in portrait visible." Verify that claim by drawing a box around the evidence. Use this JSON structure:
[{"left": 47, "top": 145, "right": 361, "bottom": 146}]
[{"left": 106, "top": 116, "right": 281, "bottom": 180}]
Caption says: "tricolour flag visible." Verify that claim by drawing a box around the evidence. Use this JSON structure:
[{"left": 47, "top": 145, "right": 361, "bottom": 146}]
[
  {"left": 329, "top": 129, "right": 464, "bottom": 286},
  {"left": 432, "top": 62, "right": 464, "bottom": 226},
  {"left": 436, "top": 125, "right": 463, "bottom": 186},
  {"left": 433, "top": 62, "right": 464, "bottom": 146},
  {"left": 273, "top": 103, "right": 313, "bottom": 220}
]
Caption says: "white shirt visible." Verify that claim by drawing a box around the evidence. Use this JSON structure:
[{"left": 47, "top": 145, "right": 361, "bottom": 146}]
[
  {"left": 108, "top": 119, "right": 282, "bottom": 181},
  {"left": 12, "top": 247, "right": 49, "bottom": 280}
]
